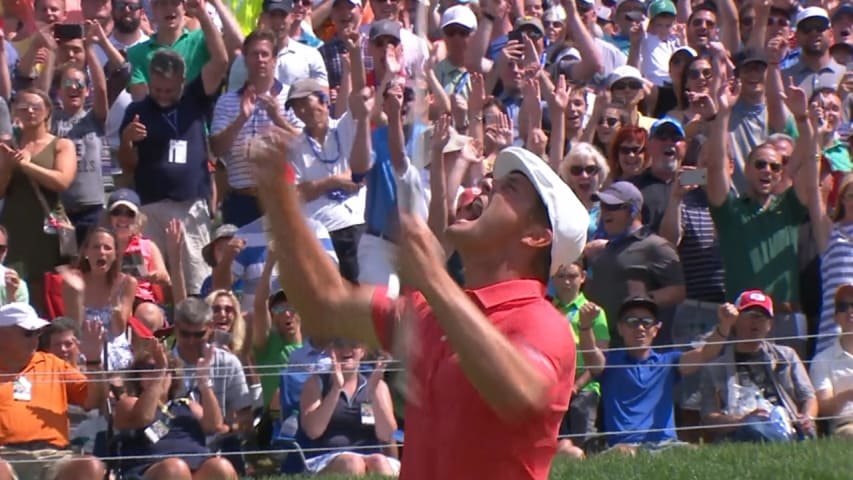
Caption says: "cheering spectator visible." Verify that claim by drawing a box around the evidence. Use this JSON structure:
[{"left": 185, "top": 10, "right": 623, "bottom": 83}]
[
  {"left": 700, "top": 290, "right": 818, "bottom": 443},
  {"left": 0, "top": 303, "right": 107, "bottom": 479},
  {"left": 114, "top": 340, "right": 239, "bottom": 479},
  {"left": 318, "top": 0, "right": 366, "bottom": 95},
  {"left": 205, "top": 289, "right": 247, "bottom": 355},
  {"left": 631, "top": 118, "right": 687, "bottom": 233},
  {"left": 300, "top": 340, "right": 399, "bottom": 475},
  {"left": 605, "top": 125, "right": 649, "bottom": 183},
  {"left": 579, "top": 295, "right": 734, "bottom": 453},
  {"left": 558, "top": 142, "right": 609, "bottom": 238},
  {"left": 118, "top": 14, "right": 228, "bottom": 294},
  {"left": 608, "top": 66, "right": 655, "bottom": 131},
  {"left": 0, "top": 88, "right": 76, "bottom": 315},
  {"left": 810, "top": 283, "right": 853, "bottom": 438},
  {"left": 782, "top": 7, "right": 845, "bottom": 100}
]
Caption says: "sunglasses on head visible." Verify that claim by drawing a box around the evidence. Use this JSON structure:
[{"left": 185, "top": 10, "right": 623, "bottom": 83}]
[
  {"left": 270, "top": 303, "right": 295, "bottom": 315},
  {"left": 836, "top": 300, "right": 853, "bottom": 313},
  {"left": 767, "top": 17, "right": 790, "bottom": 28},
  {"left": 622, "top": 316, "right": 657, "bottom": 328},
  {"left": 798, "top": 22, "right": 829, "bottom": 35},
  {"left": 110, "top": 207, "right": 136, "bottom": 218},
  {"left": 687, "top": 67, "right": 712, "bottom": 80},
  {"left": 601, "top": 202, "right": 629, "bottom": 212},
  {"left": 753, "top": 159, "right": 782, "bottom": 172},
  {"left": 619, "top": 145, "right": 644, "bottom": 155},
  {"left": 612, "top": 80, "right": 643, "bottom": 91},
  {"left": 212, "top": 305, "right": 235, "bottom": 315},
  {"left": 599, "top": 116, "right": 620, "bottom": 128},
  {"left": 178, "top": 329, "right": 206, "bottom": 339},
  {"left": 569, "top": 165, "right": 599, "bottom": 176}
]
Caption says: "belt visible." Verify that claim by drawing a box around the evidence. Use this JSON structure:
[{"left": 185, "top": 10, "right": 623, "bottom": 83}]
[
  {"left": 680, "top": 299, "right": 721, "bottom": 311},
  {"left": 3, "top": 441, "right": 66, "bottom": 451},
  {"left": 366, "top": 228, "right": 397, "bottom": 244},
  {"left": 231, "top": 187, "right": 259, "bottom": 197}
]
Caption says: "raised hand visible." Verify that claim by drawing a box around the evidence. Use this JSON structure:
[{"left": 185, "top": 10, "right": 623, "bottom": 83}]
[
  {"left": 79, "top": 319, "right": 105, "bottom": 364},
  {"left": 717, "top": 303, "right": 739, "bottom": 334},
  {"left": 782, "top": 76, "right": 808, "bottom": 119},
  {"left": 342, "top": 29, "right": 362, "bottom": 52},
  {"left": 765, "top": 36, "right": 788, "bottom": 66},
  {"left": 549, "top": 74, "right": 570, "bottom": 112},
  {"left": 431, "top": 114, "right": 452, "bottom": 152},
  {"left": 468, "top": 72, "right": 488, "bottom": 114},
  {"left": 349, "top": 87, "right": 373, "bottom": 120},
  {"left": 330, "top": 350, "right": 345, "bottom": 390},
  {"left": 4, "top": 268, "right": 20, "bottom": 300},
  {"left": 122, "top": 114, "right": 147, "bottom": 142},
  {"left": 716, "top": 78, "right": 741, "bottom": 115},
  {"left": 56, "top": 265, "right": 85, "bottom": 295},
  {"left": 382, "top": 82, "right": 404, "bottom": 118},
  {"left": 249, "top": 126, "right": 298, "bottom": 187},
  {"left": 184, "top": 0, "right": 206, "bottom": 17},
  {"left": 687, "top": 91, "right": 717, "bottom": 120},
  {"left": 527, "top": 128, "right": 548, "bottom": 157},
  {"left": 223, "top": 237, "right": 247, "bottom": 261},
  {"left": 84, "top": 19, "right": 105, "bottom": 46},
  {"left": 165, "top": 218, "right": 185, "bottom": 258},
  {"left": 672, "top": 167, "right": 700, "bottom": 198},
  {"left": 484, "top": 112, "right": 513, "bottom": 148}
]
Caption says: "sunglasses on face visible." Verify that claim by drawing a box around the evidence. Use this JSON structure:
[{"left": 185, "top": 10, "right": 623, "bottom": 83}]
[
  {"left": 109, "top": 207, "right": 136, "bottom": 218},
  {"left": 270, "top": 303, "right": 295, "bottom": 315},
  {"left": 178, "top": 329, "right": 206, "bottom": 339},
  {"left": 544, "top": 21, "right": 563, "bottom": 29},
  {"left": 687, "top": 67, "right": 712, "bottom": 80},
  {"left": 753, "top": 159, "right": 783, "bottom": 172},
  {"left": 836, "top": 300, "right": 853, "bottom": 313},
  {"left": 212, "top": 305, "right": 235, "bottom": 315},
  {"left": 767, "top": 17, "right": 790, "bottom": 28},
  {"left": 798, "top": 22, "right": 829, "bottom": 35},
  {"left": 569, "top": 165, "right": 600, "bottom": 176},
  {"left": 612, "top": 80, "right": 643, "bottom": 91},
  {"left": 62, "top": 78, "right": 85, "bottom": 89},
  {"left": 518, "top": 28, "right": 544, "bottom": 40},
  {"left": 601, "top": 202, "right": 629, "bottom": 212},
  {"left": 691, "top": 18, "right": 715, "bottom": 28},
  {"left": 622, "top": 316, "right": 657, "bottom": 328},
  {"left": 619, "top": 145, "right": 644, "bottom": 155},
  {"left": 443, "top": 26, "right": 472, "bottom": 37},
  {"left": 115, "top": 1, "right": 143, "bottom": 10},
  {"left": 599, "top": 116, "right": 620, "bottom": 127},
  {"left": 653, "top": 131, "right": 684, "bottom": 142}
]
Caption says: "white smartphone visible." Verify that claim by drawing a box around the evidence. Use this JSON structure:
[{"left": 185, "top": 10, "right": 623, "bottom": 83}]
[{"left": 679, "top": 168, "right": 708, "bottom": 186}]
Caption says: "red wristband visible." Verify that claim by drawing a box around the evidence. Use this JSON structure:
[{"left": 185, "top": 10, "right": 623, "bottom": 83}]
[{"left": 282, "top": 162, "right": 296, "bottom": 185}]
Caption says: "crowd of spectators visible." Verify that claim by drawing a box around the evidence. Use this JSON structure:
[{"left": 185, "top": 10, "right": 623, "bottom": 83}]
[{"left": 0, "top": 0, "right": 852, "bottom": 477}]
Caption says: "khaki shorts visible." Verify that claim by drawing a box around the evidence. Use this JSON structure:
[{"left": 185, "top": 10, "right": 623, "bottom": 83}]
[{"left": 0, "top": 447, "right": 74, "bottom": 480}]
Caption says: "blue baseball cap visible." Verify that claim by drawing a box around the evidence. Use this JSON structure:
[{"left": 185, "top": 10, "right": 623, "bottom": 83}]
[
  {"left": 649, "top": 117, "right": 686, "bottom": 139},
  {"left": 107, "top": 188, "right": 141, "bottom": 214}
]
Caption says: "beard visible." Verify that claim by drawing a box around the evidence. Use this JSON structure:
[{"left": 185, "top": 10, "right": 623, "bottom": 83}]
[{"left": 114, "top": 17, "right": 141, "bottom": 34}]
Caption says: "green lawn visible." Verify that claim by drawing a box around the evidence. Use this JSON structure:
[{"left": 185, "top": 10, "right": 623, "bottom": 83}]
[{"left": 254, "top": 439, "right": 853, "bottom": 479}]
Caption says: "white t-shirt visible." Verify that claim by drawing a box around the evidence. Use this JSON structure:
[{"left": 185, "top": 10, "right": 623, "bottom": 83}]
[
  {"left": 640, "top": 33, "right": 680, "bottom": 87},
  {"left": 227, "top": 40, "right": 329, "bottom": 91},
  {"left": 810, "top": 341, "right": 853, "bottom": 431}
]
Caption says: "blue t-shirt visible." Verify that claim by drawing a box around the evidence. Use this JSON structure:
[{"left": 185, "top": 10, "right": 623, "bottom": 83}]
[{"left": 599, "top": 349, "right": 682, "bottom": 446}]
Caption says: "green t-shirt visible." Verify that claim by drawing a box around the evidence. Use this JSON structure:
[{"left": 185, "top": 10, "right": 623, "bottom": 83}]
[
  {"left": 553, "top": 292, "right": 609, "bottom": 396},
  {"left": 127, "top": 28, "right": 211, "bottom": 86},
  {"left": 823, "top": 140, "right": 852, "bottom": 172},
  {"left": 254, "top": 331, "right": 302, "bottom": 408},
  {"left": 710, "top": 188, "right": 809, "bottom": 304}
]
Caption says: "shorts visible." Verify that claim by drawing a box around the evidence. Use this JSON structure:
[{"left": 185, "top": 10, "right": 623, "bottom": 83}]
[
  {"left": 558, "top": 390, "right": 599, "bottom": 445},
  {"left": 604, "top": 439, "right": 691, "bottom": 454},
  {"left": 0, "top": 446, "right": 74, "bottom": 480},
  {"left": 304, "top": 452, "right": 401, "bottom": 475}
]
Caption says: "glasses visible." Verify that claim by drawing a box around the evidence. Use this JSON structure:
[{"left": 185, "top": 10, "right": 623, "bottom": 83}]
[
  {"left": 753, "top": 159, "right": 783, "bottom": 172},
  {"left": 569, "top": 165, "right": 599, "bottom": 176},
  {"left": 612, "top": 80, "right": 643, "bottom": 91},
  {"left": 618, "top": 145, "right": 644, "bottom": 155},
  {"left": 110, "top": 207, "right": 136, "bottom": 218},
  {"left": 62, "top": 78, "right": 85, "bottom": 89},
  {"left": 652, "top": 131, "right": 684, "bottom": 142},
  {"left": 443, "top": 26, "right": 472, "bottom": 37},
  {"left": 836, "top": 301, "right": 853, "bottom": 313},
  {"left": 622, "top": 316, "right": 657, "bottom": 328},
  {"left": 798, "top": 22, "right": 829, "bottom": 35},
  {"left": 599, "top": 116, "right": 620, "bottom": 128},
  {"left": 115, "top": 1, "right": 142, "bottom": 10},
  {"left": 687, "top": 67, "right": 712, "bottom": 80},
  {"left": 15, "top": 103, "right": 44, "bottom": 112},
  {"left": 212, "top": 305, "right": 235, "bottom": 315},
  {"left": 544, "top": 21, "right": 563, "bottom": 29},
  {"left": 178, "top": 329, "right": 207, "bottom": 339},
  {"left": 767, "top": 17, "right": 790, "bottom": 28},
  {"left": 601, "top": 203, "right": 629, "bottom": 212},
  {"left": 690, "top": 18, "right": 715, "bottom": 28},
  {"left": 517, "top": 28, "right": 544, "bottom": 40},
  {"left": 270, "top": 303, "right": 295, "bottom": 315}
]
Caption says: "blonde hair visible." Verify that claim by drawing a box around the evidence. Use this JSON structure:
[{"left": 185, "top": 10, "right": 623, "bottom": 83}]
[
  {"left": 205, "top": 289, "right": 247, "bottom": 355},
  {"left": 559, "top": 142, "right": 610, "bottom": 186}
]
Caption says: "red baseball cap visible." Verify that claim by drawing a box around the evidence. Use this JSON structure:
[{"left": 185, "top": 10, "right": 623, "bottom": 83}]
[{"left": 735, "top": 290, "right": 774, "bottom": 317}]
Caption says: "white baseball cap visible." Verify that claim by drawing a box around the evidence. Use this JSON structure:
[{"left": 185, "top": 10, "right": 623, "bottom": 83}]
[
  {"left": 440, "top": 5, "right": 478, "bottom": 31},
  {"left": 606, "top": 65, "right": 644, "bottom": 88},
  {"left": 493, "top": 147, "right": 589, "bottom": 275},
  {"left": 795, "top": 6, "right": 830, "bottom": 28},
  {"left": 0, "top": 303, "right": 49, "bottom": 331}
]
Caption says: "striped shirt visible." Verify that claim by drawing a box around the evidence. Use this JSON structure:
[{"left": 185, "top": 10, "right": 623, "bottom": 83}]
[
  {"left": 210, "top": 81, "right": 294, "bottom": 189},
  {"left": 318, "top": 37, "right": 371, "bottom": 91},
  {"left": 231, "top": 216, "right": 338, "bottom": 312},
  {"left": 678, "top": 189, "right": 726, "bottom": 302},
  {"left": 817, "top": 223, "right": 853, "bottom": 355}
]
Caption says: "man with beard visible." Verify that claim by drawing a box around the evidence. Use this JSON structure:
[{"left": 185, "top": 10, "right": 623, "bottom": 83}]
[
  {"left": 107, "top": 0, "right": 149, "bottom": 54},
  {"left": 685, "top": 3, "right": 718, "bottom": 51},
  {"left": 227, "top": 0, "right": 328, "bottom": 91},
  {"left": 706, "top": 73, "right": 820, "bottom": 358},
  {"left": 630, "top": 118, "right": 686, "bottom": 233},
  {"left": 782, "top": 7, "right": 845, "bottom": 99}
]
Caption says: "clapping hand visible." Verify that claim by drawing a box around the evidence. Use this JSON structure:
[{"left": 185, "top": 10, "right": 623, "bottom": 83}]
[{"left": 79, "top": 319, "right": 105, "bottom": 365}]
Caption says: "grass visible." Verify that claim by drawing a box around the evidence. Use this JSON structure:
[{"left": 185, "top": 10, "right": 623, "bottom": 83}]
[{"left": 251, "top": 438, "right": 853, "bottom": 479}]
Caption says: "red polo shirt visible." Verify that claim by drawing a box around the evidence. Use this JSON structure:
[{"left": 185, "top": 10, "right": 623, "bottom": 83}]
[{"left": 372, "top": 279, "right": 575, "bottom": 480}]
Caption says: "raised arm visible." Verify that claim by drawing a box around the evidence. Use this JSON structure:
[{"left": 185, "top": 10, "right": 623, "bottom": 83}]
[
  {"left": 715, "top": 0, "right": 740, "bottom": 55},
  {"left": 562, "top": 0, "right": 603, "bottom": 82},
  {"left": 546, "top": 76, "right": 569, "bottom": 171},
  {"left": 84, "top": 23, "right": 109, "bottom": 125},
  {"left": 678, "top": 303, "right": 736, "bottom": 375},
  {"left": 114, "top": 341, "right": 170, "bottom": 430},
  {"left": 208, "top": 0, "right": 244, "bottom": 61},
  {"left": 165, "top": 219, "right": 187, "bottom": 304},
  {"left": 705, "top": 82, "right": 738, "bottom": 207},
  {"left": 252, "top": 252, "right": 275, "bottom": 351},
  {"left": 783, "top": 77, "right": 818, "bottom": 210},
  {"left": 192, "top": 0, "right": 229, "bottom": 96},
  {"left": 765, "top": 35, "right": 789, "bottom": 133},
  {"left": 0, "top": 36, "right": 10, "bottom": 100}
]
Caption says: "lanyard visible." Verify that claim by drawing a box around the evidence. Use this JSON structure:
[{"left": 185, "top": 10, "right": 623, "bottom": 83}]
[
  {"left": 453, "top": 71, "right": 469, "bottom": 95},
  {"left": 162, "top": 109, "right": 179, "bottom": 136},
  {"left": 306, "top": 129, "right": 341, "bottom": 167}
]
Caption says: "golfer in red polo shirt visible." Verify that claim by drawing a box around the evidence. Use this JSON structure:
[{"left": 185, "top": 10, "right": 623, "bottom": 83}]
[{"left": 250, "top": 135, "right": 589, "bottom": 479}]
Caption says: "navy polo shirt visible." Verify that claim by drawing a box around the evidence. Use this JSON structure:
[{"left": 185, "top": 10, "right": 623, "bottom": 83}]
[{"left": 120, "top": 76, "right": 213, "bottom": 205}]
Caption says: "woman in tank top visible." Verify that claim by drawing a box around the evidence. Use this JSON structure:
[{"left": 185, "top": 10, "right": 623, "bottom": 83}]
[
  {"left": 0, "top": 88, "right": 76, "bottom": 315},
  {"left": 299, "top": 339, "right": 400, "bottom": 475},
  {"left": 114, "top": 341, "right": 238, "bottom": 479}
]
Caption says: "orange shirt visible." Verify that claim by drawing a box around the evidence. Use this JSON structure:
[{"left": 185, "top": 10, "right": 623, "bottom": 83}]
[{"left": 0, "top": 352, "right": 88, "bottom": 448}]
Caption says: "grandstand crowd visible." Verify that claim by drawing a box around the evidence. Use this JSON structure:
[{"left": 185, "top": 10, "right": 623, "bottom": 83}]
[{"left": 0, "top": 0, "right": 851, "bottom": 477}]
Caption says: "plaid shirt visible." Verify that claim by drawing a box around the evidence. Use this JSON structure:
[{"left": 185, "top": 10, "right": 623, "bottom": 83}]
[{"left": 318, "top": 36, "right": 371, "bottom": 90}]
